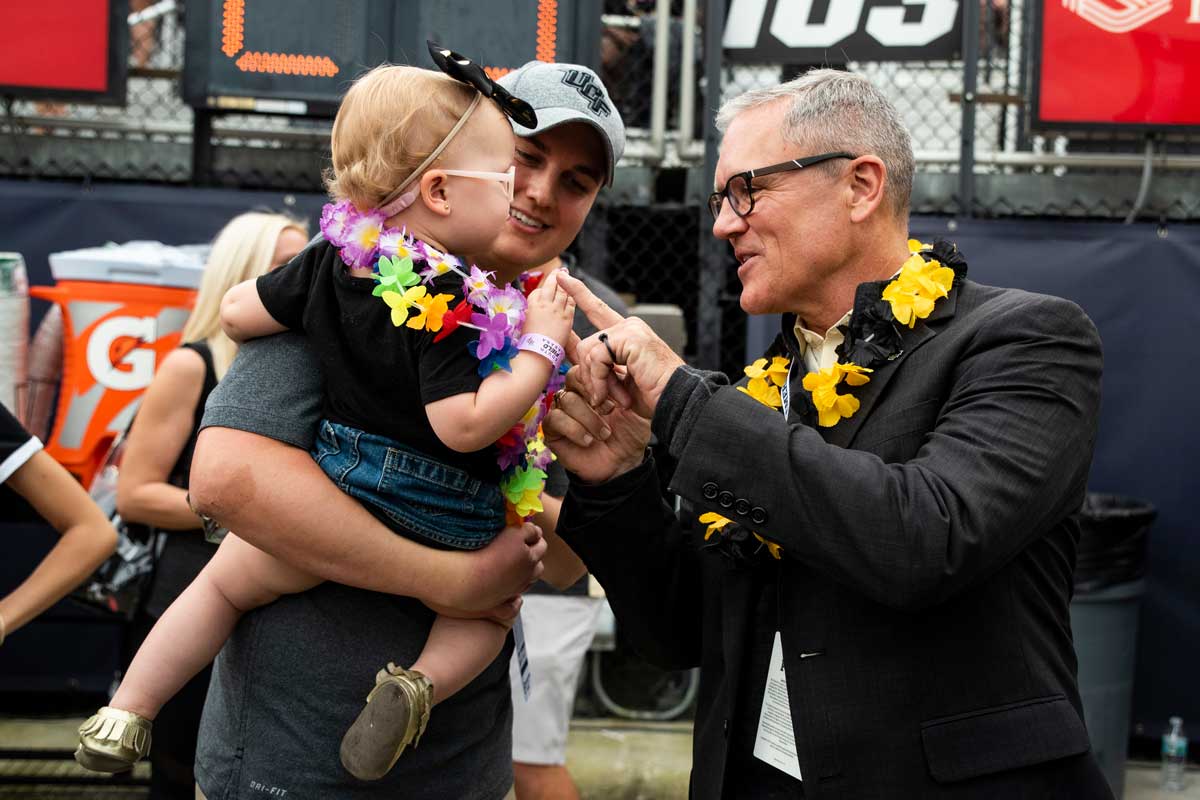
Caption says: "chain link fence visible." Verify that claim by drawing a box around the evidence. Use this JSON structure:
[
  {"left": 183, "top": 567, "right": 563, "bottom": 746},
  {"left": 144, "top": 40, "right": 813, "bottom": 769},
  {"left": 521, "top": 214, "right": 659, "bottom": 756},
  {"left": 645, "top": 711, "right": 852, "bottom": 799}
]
[{"left": 2, "top": 0, "right": 1197, "bottom": 374}]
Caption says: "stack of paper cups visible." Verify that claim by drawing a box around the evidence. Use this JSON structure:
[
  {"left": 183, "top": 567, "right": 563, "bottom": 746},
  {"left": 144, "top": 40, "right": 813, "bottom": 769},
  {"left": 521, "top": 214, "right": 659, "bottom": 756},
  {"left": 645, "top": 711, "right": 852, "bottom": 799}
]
[
  {"left": 0, "top": 253, "right": 29, "bottom": 418},
  {"left": 23, "top": 304, "right": 63, "bottom": 442}
]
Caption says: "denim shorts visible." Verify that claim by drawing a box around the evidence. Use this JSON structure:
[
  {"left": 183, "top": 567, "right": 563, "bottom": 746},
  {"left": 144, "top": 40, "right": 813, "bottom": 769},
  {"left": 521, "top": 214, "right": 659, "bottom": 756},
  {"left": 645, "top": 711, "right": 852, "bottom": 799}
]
[{"left": 311, "top": 419, "right": 505, "bottom": 551}]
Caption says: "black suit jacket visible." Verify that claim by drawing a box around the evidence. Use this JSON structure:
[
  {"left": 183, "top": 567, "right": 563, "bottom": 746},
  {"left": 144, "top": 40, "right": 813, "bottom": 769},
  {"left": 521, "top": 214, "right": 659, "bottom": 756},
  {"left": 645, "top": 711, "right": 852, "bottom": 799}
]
[{"left": 560, "top": 280, "right": 1113, "bottom": 799}]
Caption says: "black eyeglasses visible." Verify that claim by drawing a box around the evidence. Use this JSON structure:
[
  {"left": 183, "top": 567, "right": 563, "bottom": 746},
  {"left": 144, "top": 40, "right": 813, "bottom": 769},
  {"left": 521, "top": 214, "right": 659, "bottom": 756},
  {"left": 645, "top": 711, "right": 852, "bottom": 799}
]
[
  {"left": 427, "top": 41, "right": 538, "bottom": 129},
  {"left": 707, "top": 152, "right": 856, "bottom": 220}
]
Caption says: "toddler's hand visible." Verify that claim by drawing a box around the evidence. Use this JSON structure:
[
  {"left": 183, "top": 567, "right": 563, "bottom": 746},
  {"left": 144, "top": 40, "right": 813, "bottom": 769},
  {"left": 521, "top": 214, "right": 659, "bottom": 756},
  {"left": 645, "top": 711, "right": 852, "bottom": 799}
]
[{"left": 522, "top": 270, "right": 575, "bottom": 346}]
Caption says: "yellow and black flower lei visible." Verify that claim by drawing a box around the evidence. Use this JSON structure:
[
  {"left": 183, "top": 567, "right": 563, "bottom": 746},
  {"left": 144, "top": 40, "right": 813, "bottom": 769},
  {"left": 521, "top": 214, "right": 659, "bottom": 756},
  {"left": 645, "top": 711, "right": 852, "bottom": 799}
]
[{"left": 698, "top": 238, "right": 968, "bottom": 567}]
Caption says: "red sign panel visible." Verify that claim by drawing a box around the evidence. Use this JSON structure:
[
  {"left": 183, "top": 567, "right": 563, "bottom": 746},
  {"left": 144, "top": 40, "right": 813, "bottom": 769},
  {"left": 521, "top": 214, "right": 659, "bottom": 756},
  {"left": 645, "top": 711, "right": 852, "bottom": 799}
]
[
  {"left": 1035, "top": 0, "right": 1200, "bottom": 129},
  {"left": 0, "top": 0, "right": 126, "bottom": 103}
]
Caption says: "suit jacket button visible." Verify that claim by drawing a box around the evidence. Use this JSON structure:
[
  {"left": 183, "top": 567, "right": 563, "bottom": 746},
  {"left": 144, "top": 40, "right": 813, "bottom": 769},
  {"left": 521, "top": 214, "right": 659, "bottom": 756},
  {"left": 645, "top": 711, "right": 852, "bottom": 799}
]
[
  {"left": 702, "top": 482, "right": 718, "bottom": 500},
  {"left": 734, "top": 498, "right": 751, "bottom": 516},
  {"left": 718, "top": 491, "right": 734, "bottom": 508},
  {"left": 723, "top": 719, "right": 729, "bottom": 738},
  {"left": 750, "top": 507, "right": 767, "bottom": 525}
]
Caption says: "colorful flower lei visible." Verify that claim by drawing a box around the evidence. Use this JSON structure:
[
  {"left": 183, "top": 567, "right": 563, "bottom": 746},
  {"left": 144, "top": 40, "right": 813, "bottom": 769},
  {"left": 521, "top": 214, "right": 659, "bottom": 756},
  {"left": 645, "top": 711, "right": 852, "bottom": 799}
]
[
  {"left": 701, "top": 239, "right": 968, "bottom": 565},
  {"left": 321, "top": 199, "right": 566, "bottom": 524}
]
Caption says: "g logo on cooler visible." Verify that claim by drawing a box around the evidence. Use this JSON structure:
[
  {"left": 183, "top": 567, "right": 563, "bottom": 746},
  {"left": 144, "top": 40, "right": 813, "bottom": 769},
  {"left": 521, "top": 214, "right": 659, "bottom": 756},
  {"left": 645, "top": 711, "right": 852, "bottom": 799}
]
[{"left": 86, "top": 316, "right": 158, "bottom": 391}]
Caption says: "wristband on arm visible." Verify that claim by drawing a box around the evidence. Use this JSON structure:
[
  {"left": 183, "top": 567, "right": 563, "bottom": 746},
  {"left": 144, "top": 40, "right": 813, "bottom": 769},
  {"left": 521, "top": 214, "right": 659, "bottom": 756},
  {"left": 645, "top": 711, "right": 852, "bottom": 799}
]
[{"left": 516, "top": 334, "right": 565, "bottom": 369}]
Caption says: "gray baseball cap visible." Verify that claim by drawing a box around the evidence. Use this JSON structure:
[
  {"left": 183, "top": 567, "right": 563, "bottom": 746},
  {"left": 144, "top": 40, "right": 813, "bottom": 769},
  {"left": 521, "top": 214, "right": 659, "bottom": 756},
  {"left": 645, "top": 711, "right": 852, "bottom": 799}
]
[{"left": 498, "top": 61, "right": 626, "bottom": 186}]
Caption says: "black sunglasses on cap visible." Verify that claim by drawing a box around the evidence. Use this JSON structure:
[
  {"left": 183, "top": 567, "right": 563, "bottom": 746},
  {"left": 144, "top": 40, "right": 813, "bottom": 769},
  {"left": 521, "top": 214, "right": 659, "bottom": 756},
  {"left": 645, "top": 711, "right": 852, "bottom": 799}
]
[{"left": 427, "top": 41, "right": 538, "bottom": 129}]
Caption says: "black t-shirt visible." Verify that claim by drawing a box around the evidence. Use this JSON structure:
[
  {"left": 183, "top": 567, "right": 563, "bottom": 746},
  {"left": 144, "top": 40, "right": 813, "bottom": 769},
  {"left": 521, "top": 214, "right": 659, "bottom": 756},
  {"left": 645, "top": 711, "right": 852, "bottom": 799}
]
[
  {"left": 0, "top": 403, "right": 43, "bottom": 522},
  {"left": 256, "top": 240, "right": 498, "bottom": 482}
]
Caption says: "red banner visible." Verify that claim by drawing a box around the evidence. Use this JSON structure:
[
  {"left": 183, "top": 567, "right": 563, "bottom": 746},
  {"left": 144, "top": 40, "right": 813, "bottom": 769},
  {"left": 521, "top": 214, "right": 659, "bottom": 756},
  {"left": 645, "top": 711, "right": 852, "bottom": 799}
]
[
  {"left": 0, "top": 1, "right": 112, "bottom": 92},
  {"left": 1037, "top": 0, "right": 1200, "bottom": 128}
]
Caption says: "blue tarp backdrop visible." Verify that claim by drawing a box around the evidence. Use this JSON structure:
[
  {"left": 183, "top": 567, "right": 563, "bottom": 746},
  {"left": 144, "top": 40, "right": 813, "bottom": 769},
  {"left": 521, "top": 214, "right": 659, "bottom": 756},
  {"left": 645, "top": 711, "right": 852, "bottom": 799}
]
[
  {"left": 749, "top": 214, "right": 1200, "bottom": 737},
  {"left": 908, "top": 217, "right": 1200, "bottom": 738},
  {"left": 1, "top": 180, "right": 1197, "bottom": 737}
]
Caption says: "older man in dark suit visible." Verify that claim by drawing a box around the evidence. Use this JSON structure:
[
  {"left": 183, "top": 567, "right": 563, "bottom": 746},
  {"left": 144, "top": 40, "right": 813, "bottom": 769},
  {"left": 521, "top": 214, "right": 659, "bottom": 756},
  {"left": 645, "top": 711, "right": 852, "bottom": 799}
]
[{"left": 545, "top": 69, "right": 1110, "bottom": 799}]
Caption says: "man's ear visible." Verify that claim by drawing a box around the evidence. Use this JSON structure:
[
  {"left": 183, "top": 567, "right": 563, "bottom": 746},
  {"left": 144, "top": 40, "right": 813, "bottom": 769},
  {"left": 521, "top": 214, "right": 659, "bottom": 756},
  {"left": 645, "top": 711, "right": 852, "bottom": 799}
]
[
  {"left": 847, "top": 156, "right": 887, "bottom": 224},
  {"left": 420, "top": 170, "right": 452, "bottom": 217}
]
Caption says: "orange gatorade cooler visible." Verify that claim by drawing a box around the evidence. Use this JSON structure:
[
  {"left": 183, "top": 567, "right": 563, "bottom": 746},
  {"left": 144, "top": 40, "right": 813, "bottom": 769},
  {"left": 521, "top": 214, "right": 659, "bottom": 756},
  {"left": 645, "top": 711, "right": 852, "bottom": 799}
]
[{"left": 30, "top": 242, "right": 206, "bottom": 486}]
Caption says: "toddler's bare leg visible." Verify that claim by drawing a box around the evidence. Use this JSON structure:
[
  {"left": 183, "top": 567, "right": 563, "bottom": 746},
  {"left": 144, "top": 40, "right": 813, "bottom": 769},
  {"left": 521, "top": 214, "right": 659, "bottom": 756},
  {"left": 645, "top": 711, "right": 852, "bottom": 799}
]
[
  {"left": 413, "top": 615, "right": 510, "bottom": 704},
  {"left": 110, "top": 533, "right": 320, "bottom": 719}
]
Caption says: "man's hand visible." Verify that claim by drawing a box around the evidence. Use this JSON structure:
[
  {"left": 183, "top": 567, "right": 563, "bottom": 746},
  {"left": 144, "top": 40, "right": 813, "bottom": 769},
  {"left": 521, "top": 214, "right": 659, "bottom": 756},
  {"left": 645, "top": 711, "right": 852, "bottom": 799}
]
[
  {"left": 558, "top": 273, "right": 685, "bottom": 418},
  {"left": 544, "top": 370, "right": 651, "bottom": 484},
  {"left": 441, "top": 522, "right": 546, "bottom": 613},
  {"left": 424, "top": 596, "right": 523, "bottom": 627}
]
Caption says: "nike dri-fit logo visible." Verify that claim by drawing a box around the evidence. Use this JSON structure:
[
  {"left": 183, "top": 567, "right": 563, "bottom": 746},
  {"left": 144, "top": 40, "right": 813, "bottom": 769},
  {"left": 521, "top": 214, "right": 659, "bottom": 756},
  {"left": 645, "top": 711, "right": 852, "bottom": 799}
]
[
  {"left": 560, "top": 69, "right": 612, "bottom": 117},
  {"left": 247, "top": 780, "right": 289, "bottom": 796}
]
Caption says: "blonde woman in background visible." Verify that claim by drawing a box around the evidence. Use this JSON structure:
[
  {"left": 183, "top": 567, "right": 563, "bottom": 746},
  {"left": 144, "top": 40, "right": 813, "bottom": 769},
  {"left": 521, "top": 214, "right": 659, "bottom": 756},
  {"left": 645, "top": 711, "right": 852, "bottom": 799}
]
[{"left": 111, "top": 211, "right": 307, "bottom": 800}]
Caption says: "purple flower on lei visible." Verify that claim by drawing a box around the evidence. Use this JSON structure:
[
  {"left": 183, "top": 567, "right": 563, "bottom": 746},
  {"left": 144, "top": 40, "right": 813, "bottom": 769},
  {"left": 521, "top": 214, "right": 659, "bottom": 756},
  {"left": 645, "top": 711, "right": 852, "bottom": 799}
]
[
  {"left": 377, "top": 226, "right": 415, "bottom": 261},
  {"left": 471, "top": 339, "right": 519, "bottom": 377},
  {"left": 530, "top": 441, "right": 555, "bottom": 472},
  {"left": 469, "top": 312, "right": 510, "bottom": 359},
  {"left": 497, "top": 438, "right": 528, "bottom": 471},
  {"left": 547, "top": 363, "right": 568, "bottom": 395},
  {"left": 340, "top": 208, "right": 386, "bottom": 269},
  {"left": 463, "top": 265, "right": 496, "bottom": 305},
  {"left": 420, "top": 251, "right": 464, "bottom": 285},
  {"left": 486, "top": 286, "right": 527, "bottom": 333},
  {"left": 319, "top": 201, "right": 354, "bottom": 248}
]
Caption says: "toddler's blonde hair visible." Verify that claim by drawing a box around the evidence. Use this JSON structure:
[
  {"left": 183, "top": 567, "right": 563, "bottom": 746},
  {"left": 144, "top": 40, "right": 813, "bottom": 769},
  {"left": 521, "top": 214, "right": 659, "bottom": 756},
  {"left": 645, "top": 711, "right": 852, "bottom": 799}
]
[{"left": 325, "top": 65, "right": 477, "bottom": 211}]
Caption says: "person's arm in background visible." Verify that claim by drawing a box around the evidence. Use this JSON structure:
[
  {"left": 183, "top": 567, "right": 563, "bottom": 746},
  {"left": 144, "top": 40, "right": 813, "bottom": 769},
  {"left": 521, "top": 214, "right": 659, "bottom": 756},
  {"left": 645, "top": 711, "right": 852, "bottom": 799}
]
[
  {"left": 532, "top": 493, "right": 586, "bottom": 590},
  {"left": 545, "top": 396, "right": 706, "bottom": 671},
  {"left": 2, "top": 450, "right": 117, "bottom": 641},
  {"left": 188, "top": 333, "right": 546, "bottom": 616},
  {"left": 523, "top": 263, "right": 634, "bottom": 590},
  {"left": 116, "top": 347, "right": 207, "bottom": 530}
]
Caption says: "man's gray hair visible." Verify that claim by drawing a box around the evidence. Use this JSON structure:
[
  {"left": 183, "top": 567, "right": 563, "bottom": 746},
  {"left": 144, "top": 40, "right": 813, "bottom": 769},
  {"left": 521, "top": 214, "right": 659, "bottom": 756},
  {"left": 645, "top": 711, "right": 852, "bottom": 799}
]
[{"left": 716, "top": 69, "right": 914, "bottom": 219}]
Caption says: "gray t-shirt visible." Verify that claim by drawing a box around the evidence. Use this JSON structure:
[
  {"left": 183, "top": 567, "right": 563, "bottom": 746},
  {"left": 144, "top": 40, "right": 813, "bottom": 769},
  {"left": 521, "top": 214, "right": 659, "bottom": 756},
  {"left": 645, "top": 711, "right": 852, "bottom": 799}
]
[{"left": 195, "top": 332, "right": 513, "bottom": 800}]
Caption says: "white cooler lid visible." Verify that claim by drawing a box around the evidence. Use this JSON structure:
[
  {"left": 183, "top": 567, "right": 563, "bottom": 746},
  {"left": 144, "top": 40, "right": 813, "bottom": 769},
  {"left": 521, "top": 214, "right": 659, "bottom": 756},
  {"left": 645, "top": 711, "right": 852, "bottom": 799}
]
[{"left": 48, "top": 241, "right": 210, "bottom": 289}]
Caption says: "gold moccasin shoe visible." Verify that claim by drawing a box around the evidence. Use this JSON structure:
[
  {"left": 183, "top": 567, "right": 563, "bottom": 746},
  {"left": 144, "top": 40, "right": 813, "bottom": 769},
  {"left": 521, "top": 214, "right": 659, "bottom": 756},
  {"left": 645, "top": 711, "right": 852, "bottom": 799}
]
[
  {"left": 339, "top": 663, "right": 434, "bottom": 781},
  {"left": 75, "top": 707, "right": 152, "bottom": 773}
]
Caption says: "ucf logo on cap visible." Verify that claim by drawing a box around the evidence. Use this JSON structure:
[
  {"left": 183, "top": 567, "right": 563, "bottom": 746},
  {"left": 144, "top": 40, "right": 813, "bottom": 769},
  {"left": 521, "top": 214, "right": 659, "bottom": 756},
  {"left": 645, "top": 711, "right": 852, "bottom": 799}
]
[{"left": 560, "top": 69, "right": 612, "bottom": 117}]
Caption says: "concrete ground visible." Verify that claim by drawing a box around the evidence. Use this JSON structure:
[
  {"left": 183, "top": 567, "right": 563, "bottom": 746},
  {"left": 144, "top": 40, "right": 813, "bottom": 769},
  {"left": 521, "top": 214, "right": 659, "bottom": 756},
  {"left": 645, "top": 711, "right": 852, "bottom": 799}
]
[{"left": 0, "top": 715, "right": 1194, "bottom": 799}]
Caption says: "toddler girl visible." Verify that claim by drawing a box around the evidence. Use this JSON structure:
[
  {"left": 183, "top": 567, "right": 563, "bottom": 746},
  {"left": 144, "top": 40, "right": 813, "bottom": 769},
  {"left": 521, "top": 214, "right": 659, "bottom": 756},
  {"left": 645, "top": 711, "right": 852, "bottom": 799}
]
[{"left": 77, "top": 54, "right": 572, "bottom": 782}]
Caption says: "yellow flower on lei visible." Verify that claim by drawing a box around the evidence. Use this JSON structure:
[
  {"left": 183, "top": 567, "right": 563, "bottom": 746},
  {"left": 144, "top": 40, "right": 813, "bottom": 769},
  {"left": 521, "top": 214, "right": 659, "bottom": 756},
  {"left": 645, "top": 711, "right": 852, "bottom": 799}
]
[
  {"left": 753, "top": 534, "right": 782, "bottom": 560},
  {"left": 510, "top": 487, "right": 544, "bottom": 518},
  {"left": 526, "top": 436, "right": 549, "bottom": 461},
  {"left": 698, "top": 512, "right": 782, "bottom": 559},
  {"left": 737, "top": 355, "right": 790, "bottom": 409},
  {"left": 699, "top": 512, "right": 734, "bottom": 540},
  {"left": 882, "top": 253, "right": 955, "bottom": 328},
  {"left": 802, "top": 362, "right": 873, "bottom": 428},
  {"left": 503, "top": 465, "right": 546, "bottom": 519},
  {"left": 381, "top": 285, "right": 428, "bottom": 327},
  {"left": 407, "top": 292, "right": 454, "bottom": 331}
]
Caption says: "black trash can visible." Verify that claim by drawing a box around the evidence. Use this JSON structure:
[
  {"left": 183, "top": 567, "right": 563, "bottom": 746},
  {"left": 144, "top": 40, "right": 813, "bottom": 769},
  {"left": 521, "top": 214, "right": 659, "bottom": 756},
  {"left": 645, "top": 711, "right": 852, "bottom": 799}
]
[{"left": 1069, "top": 494, "right": 1156, "bottom": 800}]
